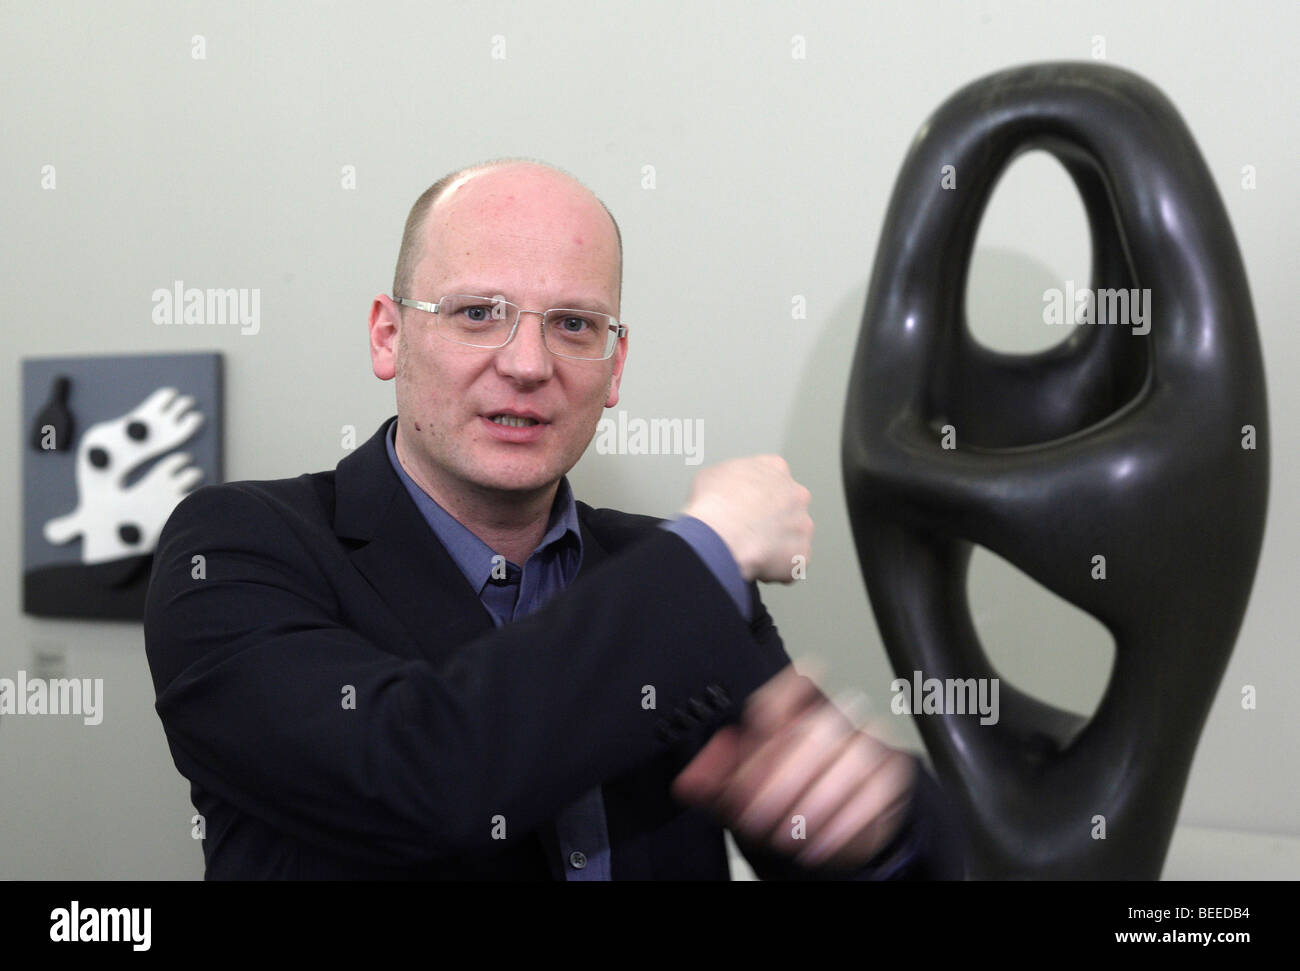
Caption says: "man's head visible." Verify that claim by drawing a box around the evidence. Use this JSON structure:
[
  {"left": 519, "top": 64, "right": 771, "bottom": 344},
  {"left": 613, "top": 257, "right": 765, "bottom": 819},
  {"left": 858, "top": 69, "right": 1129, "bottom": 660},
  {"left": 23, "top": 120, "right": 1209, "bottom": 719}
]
[
  {"left": 391, "top": 159, "right": 622, "bottom": 305},
  {"left": 369, "top": 159, "right": 627, "bottom": 514}
]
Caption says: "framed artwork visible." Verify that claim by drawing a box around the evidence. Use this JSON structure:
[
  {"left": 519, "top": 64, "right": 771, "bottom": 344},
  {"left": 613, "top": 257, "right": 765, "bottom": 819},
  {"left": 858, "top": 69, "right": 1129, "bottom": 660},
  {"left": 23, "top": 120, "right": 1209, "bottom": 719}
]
[{"left": 22, "top": 352, "right": 223, "bottom": 620}]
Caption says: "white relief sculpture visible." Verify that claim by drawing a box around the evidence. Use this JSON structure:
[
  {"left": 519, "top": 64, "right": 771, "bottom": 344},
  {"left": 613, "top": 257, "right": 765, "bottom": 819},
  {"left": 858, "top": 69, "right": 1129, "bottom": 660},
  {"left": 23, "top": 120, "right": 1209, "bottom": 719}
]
[{"left": 43, "top": 387, "right": 204, "bottom": 564}]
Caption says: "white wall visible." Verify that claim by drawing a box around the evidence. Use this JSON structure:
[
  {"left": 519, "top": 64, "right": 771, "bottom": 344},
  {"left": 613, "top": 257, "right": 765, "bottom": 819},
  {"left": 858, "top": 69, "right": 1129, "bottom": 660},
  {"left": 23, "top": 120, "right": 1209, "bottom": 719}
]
[{"left": 1, "top": 0, "right": 1294, "bottom": 879}]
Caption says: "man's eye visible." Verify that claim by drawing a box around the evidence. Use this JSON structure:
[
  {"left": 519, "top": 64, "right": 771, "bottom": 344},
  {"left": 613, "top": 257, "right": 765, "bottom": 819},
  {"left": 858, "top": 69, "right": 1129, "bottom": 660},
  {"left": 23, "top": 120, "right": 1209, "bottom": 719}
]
[
  {"left": 557, "top": 315, "right": 591, "bottom": 332},
  {"left": 462, "top": 305, "right": 494, "bottom": 322}
]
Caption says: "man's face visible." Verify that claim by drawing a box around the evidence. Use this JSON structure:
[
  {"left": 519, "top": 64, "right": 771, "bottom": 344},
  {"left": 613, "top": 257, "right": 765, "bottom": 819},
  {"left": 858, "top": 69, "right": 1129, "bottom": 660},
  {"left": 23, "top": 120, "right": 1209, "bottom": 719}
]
[{"left": 376, "top": 164, "right": 625, "bottom": 507}]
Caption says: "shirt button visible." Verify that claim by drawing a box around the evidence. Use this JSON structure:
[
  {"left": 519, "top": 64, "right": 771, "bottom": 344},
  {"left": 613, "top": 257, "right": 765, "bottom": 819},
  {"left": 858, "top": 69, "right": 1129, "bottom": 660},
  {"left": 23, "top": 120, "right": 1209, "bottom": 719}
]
[{"left": 568, "top": 851, "right": 587, "bottom": 870}]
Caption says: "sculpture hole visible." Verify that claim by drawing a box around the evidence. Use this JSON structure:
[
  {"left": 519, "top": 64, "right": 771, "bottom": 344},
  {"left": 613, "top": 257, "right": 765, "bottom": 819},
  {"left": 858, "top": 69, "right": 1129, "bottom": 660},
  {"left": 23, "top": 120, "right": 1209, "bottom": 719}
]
[
  {"left": 964, "top": 151, "right": 1091, "bottom": 356},
  {"left": 967, "top": 543, "right": 1113, "bottom": 723}
]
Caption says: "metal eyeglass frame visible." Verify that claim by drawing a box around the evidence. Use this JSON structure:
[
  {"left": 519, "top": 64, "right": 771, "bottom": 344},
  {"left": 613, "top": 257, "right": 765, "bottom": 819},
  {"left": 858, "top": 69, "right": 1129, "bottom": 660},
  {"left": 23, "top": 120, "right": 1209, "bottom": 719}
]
[{"left": 395, "top": 295, "right": 627, "bottom": 361}]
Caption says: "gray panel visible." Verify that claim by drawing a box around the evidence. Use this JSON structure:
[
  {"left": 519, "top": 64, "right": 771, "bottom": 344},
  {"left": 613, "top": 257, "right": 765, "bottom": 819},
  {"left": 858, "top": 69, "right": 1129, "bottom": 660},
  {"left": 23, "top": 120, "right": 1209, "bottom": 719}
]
[{"left": 22, "top": 352, "right": 223, "bottom": 572}]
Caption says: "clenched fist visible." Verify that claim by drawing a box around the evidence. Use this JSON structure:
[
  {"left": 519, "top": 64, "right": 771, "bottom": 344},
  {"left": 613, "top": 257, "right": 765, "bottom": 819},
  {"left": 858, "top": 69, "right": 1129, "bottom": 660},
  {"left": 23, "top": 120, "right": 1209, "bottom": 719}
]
[{"left": 681, "top": 455, "right": 813, "bottom": 583}]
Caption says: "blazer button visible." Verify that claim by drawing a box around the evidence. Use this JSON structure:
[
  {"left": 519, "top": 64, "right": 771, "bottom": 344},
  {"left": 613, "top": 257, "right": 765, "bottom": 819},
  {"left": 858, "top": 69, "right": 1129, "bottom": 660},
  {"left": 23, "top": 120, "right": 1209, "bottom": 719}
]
[
  {"left": 705, "top": 684, "right": 731, "bottom": 711},
  {"left": 569, "top": 851, "right": 587, "bottom": 870},
  {"left": 654, "top": 720, "right": 681, "bottom": 744}
]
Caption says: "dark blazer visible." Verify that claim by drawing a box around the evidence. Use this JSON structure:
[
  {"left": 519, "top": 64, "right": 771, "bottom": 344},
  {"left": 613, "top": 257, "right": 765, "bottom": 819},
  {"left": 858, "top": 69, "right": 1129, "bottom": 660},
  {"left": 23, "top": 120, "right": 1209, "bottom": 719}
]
[{"left": 144, "top": 417, "right": 962, "bottom": 879}]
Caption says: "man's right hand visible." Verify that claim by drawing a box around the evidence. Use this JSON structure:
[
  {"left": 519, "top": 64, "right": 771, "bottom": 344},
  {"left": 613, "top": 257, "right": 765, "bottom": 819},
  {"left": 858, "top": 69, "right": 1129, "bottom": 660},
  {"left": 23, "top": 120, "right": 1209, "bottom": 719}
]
[{"left": 680, "top": 455, "right": 813, "bottom": 583}]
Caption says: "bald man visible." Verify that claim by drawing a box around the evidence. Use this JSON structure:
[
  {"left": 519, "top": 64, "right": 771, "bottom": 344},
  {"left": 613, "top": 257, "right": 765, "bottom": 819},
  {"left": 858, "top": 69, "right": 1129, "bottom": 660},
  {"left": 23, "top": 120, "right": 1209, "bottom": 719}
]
[{"left": 144, "top": 158, "right": 963, "bottom": 880}]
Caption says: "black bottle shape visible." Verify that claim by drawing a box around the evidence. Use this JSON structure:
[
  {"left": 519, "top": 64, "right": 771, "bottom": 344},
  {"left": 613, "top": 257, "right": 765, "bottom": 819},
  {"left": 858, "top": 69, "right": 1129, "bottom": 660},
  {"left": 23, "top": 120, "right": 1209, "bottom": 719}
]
[
  {"left": 842, "top": 63, "right": 1269, "bottom": 878},
  {"left": 30, "top": 375, "right": 74, "bottom": 452}
]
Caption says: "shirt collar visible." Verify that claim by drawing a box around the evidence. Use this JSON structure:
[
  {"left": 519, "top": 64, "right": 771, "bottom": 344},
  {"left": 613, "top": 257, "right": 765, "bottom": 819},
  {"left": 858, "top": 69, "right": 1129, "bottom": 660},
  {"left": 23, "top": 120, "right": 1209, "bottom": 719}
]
[{"left": 384, "top": 418, "right": 582, "bottom": 593}]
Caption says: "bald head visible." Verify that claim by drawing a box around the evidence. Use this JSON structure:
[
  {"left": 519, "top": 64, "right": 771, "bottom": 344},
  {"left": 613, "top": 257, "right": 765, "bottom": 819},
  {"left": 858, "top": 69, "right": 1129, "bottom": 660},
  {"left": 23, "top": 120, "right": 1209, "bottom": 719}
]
[{"left": 392, "top": 158, "right": 623, "bottom": 305}]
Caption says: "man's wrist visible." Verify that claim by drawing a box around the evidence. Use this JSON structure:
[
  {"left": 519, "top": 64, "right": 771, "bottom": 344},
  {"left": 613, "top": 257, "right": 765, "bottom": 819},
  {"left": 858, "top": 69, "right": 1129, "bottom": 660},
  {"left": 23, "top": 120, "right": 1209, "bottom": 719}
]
[
  {"left": 660, "top": 517, "right": 753, "bottom": 621},
  {"left": 678, "top": 502, "right": 756, "bottom": 581}
]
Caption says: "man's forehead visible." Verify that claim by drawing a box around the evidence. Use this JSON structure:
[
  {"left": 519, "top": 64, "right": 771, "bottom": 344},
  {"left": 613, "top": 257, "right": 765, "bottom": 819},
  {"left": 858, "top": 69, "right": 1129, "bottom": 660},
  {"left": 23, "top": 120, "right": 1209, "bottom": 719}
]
[
  {"left": 434, "top": 279, "right": 617, "bottom": 315},
  {"left": 417, "top": 166, "right": 620, "bottom": 290},
  {"left": 431, "top": 167, "right": 603, "bottom": 227}
]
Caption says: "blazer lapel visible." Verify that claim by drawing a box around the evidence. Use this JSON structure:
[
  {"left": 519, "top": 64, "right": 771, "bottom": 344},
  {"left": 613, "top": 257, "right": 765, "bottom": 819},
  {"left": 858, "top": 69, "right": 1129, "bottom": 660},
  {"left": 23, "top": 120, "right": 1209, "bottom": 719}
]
[
  {"left": 333, "top": 417, "right": 495, "bottom": 664},
  {"left": 333, "top": 419, "right": 664, "bottom": 879}
]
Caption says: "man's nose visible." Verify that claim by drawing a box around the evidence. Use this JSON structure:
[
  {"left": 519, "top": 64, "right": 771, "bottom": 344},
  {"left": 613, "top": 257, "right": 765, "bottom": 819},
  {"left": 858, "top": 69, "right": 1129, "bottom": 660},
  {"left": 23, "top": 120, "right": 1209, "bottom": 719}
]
[{"left": 494, "top": 310, "right": 553, "bottom": 384}]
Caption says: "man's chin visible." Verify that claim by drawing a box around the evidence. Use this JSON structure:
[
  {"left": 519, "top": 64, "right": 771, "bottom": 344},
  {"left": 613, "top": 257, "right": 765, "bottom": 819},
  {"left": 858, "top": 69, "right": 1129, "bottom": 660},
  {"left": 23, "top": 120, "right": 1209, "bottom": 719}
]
[
  {"left": 463, "top": 436, "right": 587, "bottom": 497},
  {"left": 468, "top": 464, "right": 565, "bottom": 498}
]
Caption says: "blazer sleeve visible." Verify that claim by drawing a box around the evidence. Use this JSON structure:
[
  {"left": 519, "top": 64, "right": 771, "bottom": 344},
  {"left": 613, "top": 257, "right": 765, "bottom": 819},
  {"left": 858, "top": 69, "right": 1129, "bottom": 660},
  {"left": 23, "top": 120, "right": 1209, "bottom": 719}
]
[{"left": 144, "top": 482, "right": 792, "bottom": 868}]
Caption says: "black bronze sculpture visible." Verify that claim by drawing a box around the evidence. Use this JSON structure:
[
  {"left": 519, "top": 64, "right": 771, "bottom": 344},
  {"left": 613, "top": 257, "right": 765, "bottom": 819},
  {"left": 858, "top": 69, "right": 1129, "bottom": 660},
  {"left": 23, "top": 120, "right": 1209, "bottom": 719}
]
[{"left": 842, "top": 63, "right": 1269, "bottom": 878}]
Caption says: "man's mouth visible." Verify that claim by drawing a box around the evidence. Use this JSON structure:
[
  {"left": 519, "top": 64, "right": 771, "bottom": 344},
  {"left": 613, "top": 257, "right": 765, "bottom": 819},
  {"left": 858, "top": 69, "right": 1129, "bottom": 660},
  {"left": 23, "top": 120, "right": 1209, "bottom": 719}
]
[{"left": 488, "top": 414, "right": 542, "bottom": 428}]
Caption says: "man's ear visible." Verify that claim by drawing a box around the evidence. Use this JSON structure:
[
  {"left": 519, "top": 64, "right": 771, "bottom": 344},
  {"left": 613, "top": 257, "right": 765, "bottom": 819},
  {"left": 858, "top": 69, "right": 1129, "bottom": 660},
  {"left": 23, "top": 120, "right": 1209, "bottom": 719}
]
[
  {"left": 605, "top": 333, "right": 628, "bottom": 408},
  {"left": 369, "top": 295, "right": 401, "bottom": 381}
]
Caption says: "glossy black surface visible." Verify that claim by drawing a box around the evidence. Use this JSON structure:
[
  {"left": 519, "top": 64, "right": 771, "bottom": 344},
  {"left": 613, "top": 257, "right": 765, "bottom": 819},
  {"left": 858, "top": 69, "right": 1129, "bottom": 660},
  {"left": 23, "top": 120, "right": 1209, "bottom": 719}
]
[{"left": 842, "top": 63, "right": 1269, "bottom": 878}]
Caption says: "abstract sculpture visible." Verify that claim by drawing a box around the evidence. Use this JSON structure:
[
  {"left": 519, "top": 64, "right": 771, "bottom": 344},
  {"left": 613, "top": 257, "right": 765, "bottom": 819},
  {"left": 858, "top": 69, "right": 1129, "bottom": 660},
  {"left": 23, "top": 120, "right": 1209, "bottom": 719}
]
[{"left": 842, "top": 63, "right": 1269, "bottom": 878}]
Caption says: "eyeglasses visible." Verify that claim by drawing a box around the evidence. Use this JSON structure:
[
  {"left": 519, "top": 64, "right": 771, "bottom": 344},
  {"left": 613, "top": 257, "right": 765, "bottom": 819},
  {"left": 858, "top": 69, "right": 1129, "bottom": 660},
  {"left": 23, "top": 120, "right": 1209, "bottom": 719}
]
[{"left": 395, "top": 293, "right": 627, "bottom": 361}]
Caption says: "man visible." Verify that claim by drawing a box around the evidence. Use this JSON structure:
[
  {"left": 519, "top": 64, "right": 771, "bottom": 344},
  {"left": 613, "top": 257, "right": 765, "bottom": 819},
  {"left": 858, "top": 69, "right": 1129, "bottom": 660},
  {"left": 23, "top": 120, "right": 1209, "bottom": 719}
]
[{"left": 144, "top": 158, "right": 962, "bottom": 879}]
